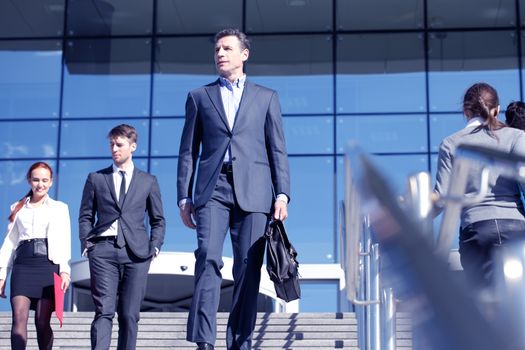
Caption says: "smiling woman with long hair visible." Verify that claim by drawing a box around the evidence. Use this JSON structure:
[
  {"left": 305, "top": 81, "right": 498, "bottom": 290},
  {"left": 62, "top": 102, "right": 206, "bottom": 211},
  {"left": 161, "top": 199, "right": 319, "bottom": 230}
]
[{"left": 0, "top": 162, "right": 71, "bottom": 350}]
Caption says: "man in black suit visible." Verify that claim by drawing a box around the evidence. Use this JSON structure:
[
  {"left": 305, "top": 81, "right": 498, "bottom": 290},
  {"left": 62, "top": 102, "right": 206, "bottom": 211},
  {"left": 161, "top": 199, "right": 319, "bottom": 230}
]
[
  {"left": 177, "top": 28, "right": 290, "bottom": 350},
  {"left": 79, "top": 124, "right": 165, "bottom": 350}
]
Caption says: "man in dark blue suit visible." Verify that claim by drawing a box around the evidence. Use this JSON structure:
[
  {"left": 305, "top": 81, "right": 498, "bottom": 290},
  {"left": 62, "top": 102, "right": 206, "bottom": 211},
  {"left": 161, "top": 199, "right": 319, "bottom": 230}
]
[
  {"left": 177, "top": 28, "right": 291, "bottom": 350},
  {"left": 79, "top": 124, "right": 166, "bottom": 350}
]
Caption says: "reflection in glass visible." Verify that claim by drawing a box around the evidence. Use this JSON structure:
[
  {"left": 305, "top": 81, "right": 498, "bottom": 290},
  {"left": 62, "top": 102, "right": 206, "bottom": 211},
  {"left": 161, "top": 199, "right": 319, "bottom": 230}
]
[
  {"left": 67, "top": 0, "right": 153, "bottom": 36},
  {"left": 63, "top": 38, "right": 151, "bottom": 118},
  {"left": 0, "top": 40, "right": 62, "bottom": 119},
  {"left": 299, "top": 281, "right": 338, "bottom": 312},
  {"left": 249, "top": 35, "right": 332, "bottom": 115},
  {"left": 151, "top": 119, "right": 185, "bottom": 156},
  {"left": 154, "top": 37, "right": 216, "bottom": 117},
  {"left": 337, "top": 0, "right": 423, "bottom": 30},
  {"left": 156, "top": 0, "right": 242, "bottom": 34},
  {"left": 337, "top": 115, "right": 427, "bottom": 154},
  {"left": 0, "top": 1, "right": 65, "bottom": 38},
  {"left": 283, "top": 117, "right": 333, "bottom": 154},
  {"left": 246, "top": 0, "right": 332, "bottom": 33},
  {"left": 337, "top": 33, "right": 426, "bottom": 113},
  {"left": 428, "top": 0, "right": 515, "bottom": 28},
  {"left": 287, "top": 157, "right": 334, "bottom": 263},
  {"left": 0, "top": 121, "right": 58, "bottom": 158},
  {"left": 429, "top": 114, "right": 465, "bottom": 152},
  {"left": 428, "top": 31, "right": 519, "bottom": 112},
  {"left": 371, "top": 154, "right": 429, "bottom": 196},
  {"left": 60, "top": 119, "right": 149, "bottom": 157}
]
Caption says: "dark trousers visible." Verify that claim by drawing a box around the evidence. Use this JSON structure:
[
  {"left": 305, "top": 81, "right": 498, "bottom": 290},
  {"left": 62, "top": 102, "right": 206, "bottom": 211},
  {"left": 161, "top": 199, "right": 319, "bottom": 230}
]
[
  {"left": 88, "top": 240, "right": 151, "bottom": 350},
  {"left": 186, "top": 171, "right": 268, "bottom": 350},
  {"left": 459, "top": 218, "right": 525, "bottom": 289}
]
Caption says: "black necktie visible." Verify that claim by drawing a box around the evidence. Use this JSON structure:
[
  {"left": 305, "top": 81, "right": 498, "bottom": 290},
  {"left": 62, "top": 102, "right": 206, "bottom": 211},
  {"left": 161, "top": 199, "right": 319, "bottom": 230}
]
[
  {"left": 118, "top": 170, "right": 126, "bottom": 207},
  {"left": 116, "top": 170, "right": 126, "bottom": 247}
]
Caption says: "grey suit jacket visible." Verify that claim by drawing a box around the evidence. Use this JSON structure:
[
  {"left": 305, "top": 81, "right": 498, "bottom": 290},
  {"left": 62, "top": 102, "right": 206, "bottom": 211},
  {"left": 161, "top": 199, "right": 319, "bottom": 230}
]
[
  {"left": 79, "top": 166, "right": 166, "bottom": 259},
  {"left": 177, "top": 79, "right": 290, "bottom": 213}
]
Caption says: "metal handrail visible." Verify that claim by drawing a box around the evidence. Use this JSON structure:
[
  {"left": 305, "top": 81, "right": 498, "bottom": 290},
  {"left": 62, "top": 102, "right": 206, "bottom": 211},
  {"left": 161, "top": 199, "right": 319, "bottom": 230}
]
[{"left": 341, "top": 142, "right": 508, "bottom": 350}]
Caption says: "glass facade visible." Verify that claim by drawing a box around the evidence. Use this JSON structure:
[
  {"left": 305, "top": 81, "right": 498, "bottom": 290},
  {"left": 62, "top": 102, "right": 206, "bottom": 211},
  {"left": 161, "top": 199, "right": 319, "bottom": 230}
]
[{"left": 0, "top": 0, "right": 523, "bottom": 312}]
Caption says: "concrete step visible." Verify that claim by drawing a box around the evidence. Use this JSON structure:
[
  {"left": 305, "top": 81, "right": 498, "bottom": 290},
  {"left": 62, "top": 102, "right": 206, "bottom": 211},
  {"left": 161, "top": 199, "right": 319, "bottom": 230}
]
[{"left": 0, "top": 311, "right": 412, "bottom": 349}]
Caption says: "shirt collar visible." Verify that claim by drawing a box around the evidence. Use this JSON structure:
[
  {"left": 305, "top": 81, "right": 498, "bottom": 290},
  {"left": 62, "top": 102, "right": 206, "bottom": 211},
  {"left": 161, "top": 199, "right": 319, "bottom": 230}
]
[
  {"left": 112, "top": 162, "right": 134, "bottom": 175},
  {"left": 24, "top": 195, "right": 50, "bottom": 207},
  {"left": 219, "top": 74, "right": 246, "bottom": 89},
  {"left": 466, "top": 116, "right": 484, "bottom": 128}
]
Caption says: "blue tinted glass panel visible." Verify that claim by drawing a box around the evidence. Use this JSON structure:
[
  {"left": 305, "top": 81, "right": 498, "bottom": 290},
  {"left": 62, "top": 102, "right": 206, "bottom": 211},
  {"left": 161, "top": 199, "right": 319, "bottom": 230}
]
[
  {"left": 151, "top": 119, "right": 184, "bottom": 156},
  {"left": 428, "top": 0, "right": 515, "bottom": 28},
  {"left": 338, "top": 0, "right": 423, "bottom": 30},
  {"left": 429, "top": 114, "right": 465, "bottom": 152},
  {"left": 63, "top": 38, "right": 151, "bottom": 118},
  {"left": 337, "top": 155, "right": 428, "bottom": 203},
  {"left": 156, "top": 0, "right": 242, "bottom": 34},
  {"left": 283, "top": 117, "right": 333, "bottom": 155},
  {"left": 154, "top": 37, "right": 216, "bottom": 117},
  {"left": 299, "top": 281, "right": 339, "bottom": 312},
  {"left": 58, "top": 158, "right": 149, "bottom": 260},
  {"left": 371, "top": 155, "right": 429, "bottom": 195},
  {"left": 60, "top": 119, "right": 149, "bottom": 158},
  {"left": 249, "top": 36, "right": 333, "bottom": 115},
  {"left": 287, "top": 157, "right": 334, "bottom": 263},
  {"left": 67, "top": 0, "right": 153, "bottom": 36},
  {"left": 0, "top": 1, "right": 65, "bottom": 38},
  {"left": 246, "top": 0, "right": 332, "bottom": 32},
  {"left": 0, "top": 121, "right": 58, "bottom": 158},
  {"left": 0, "top": 40, "right": 62, "bottom": 119},
  {"left": 337, "top": 33, "right": 426, "bottom": 113},
  {"left": 428, "top": 31, "right": 519, "bottom": 112},
  {"left": 149, "top": 159, "right": 236, "bottom": 256},
  {"left": 337, "top": 115, "right": 427, "bottom": 154}
]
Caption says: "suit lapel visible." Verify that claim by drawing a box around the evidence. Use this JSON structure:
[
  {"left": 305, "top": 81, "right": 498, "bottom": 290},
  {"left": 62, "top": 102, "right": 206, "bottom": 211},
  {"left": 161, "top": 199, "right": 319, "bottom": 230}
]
[
  {"left": 233, "top": 81, "right": 258, "bottom": 131},
  {"left": 102, "top": 166, "right": 118, "bottom": 206},
  {"left": 124, "top": 168, "right": 141, "bottom": 207},
  {"left": 205, "top": 80, "right": 230, "bottom": 131}
]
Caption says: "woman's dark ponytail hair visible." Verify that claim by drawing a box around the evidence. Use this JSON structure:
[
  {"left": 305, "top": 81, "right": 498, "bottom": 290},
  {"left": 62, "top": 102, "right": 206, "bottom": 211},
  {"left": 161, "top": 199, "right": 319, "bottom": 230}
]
[
  {"left": 8, "top": 162, "right": 53, "bottom": 223},
  {"left": 463, "top": 82, "right": 505, "bottom": 136}
]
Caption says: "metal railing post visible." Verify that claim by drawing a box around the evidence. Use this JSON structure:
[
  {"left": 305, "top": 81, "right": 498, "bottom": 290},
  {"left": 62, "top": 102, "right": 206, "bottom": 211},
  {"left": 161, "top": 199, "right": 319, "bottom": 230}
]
[
  {"left": 369, "top": 243, "right": 381, "bottom": 350},
  {"left": 381, "top": 288, "right": 396, "bottom": 350}
]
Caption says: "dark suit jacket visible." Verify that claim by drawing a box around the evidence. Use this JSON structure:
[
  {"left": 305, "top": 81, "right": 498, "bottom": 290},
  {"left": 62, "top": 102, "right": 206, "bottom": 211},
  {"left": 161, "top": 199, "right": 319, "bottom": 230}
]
[
  {"left": 79, "top": 166, "right": 165, "bottom": 259},
  {"left": 177, "top": 79, "right": 290, "bottom": 212}
]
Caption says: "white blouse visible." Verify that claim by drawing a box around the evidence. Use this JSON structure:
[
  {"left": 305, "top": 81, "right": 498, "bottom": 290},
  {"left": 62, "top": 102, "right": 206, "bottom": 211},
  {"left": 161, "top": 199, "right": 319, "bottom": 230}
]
[{"left": 15, "top": 200, "right": 50, "bottom": 241}]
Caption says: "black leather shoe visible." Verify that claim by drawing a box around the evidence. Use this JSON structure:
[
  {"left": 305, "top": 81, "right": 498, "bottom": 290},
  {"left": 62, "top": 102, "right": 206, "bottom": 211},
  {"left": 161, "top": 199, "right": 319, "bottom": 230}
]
[{"left": 196, "top": 342, "right": 214, "bottom": 350}]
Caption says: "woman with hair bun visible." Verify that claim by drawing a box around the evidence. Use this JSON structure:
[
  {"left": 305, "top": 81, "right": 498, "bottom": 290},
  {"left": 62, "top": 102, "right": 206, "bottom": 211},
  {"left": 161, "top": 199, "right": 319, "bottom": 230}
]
[
  {"left": 434, "top": 83, "right": 525, "bottom": 290},
  {"left": 0, "top": 162, "right": 71, "bottom": 349}
]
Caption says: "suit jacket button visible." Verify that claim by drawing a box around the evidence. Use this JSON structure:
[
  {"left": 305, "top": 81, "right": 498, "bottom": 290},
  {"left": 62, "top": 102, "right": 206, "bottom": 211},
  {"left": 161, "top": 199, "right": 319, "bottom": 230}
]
[{"left": 232, "top": 157, "right": 236, "bottom": 161}]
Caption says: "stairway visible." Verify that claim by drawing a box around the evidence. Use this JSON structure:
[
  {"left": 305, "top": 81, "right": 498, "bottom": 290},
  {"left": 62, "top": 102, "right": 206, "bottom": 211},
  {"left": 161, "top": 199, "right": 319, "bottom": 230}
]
[{"left": 0, "top": 311, "right": 411, "bottom": 349}]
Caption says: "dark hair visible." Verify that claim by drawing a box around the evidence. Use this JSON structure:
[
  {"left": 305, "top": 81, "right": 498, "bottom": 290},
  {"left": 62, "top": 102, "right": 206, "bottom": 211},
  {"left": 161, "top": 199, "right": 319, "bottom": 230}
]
[
  {"left": 108, "top": 124, "right": 137, "bottom": 144},
  {"left": 214, "top": 28, "right": 250, "bottom": 51},
  {"left": 463, "top": 82, "right": 505, "bottom": 136},
  {"left": 8, "top": 162, "right": 53, "bottom": 223},
  {"left": 505, "top": 101, "right": 525, "bottom": 131}
]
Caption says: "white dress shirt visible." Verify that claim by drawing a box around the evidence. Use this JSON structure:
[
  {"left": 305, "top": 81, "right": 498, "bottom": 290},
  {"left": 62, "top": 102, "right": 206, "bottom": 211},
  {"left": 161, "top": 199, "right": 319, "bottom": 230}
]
[{"left": 16, "top": 197, "right": 50, "bottom": 241}]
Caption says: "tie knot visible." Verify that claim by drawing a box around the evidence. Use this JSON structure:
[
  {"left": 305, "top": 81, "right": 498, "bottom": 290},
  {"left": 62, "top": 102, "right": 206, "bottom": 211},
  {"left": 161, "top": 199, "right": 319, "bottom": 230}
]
[{"left": 119, "top": 170, "right": 125, "bottom": 177}]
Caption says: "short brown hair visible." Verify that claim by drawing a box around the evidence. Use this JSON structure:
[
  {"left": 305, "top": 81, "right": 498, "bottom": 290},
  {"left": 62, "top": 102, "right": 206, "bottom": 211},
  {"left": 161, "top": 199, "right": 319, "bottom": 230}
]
[{"left": 108, "top": 124, "right": 137, "bottom": 144}]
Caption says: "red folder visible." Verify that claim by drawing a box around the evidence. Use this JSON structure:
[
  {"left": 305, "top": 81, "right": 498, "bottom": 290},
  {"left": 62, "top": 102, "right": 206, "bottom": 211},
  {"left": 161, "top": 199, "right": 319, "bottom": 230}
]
[{"left": 53, "top": 272, "right": 64, "bottom": 327}]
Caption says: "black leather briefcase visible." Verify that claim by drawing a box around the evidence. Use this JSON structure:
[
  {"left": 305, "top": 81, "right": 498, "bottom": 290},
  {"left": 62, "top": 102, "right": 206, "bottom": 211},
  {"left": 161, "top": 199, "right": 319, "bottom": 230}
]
[{"left": 264, "top": 219, "right": 301, "bottom": 302}]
